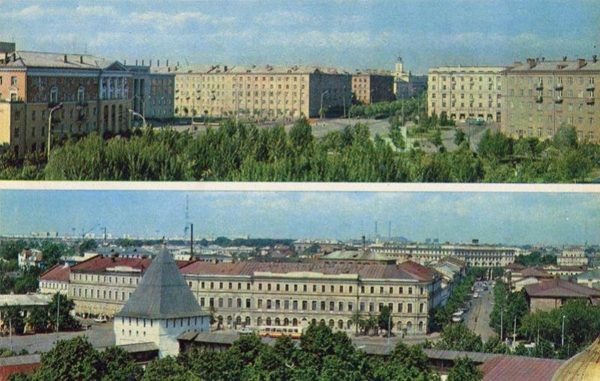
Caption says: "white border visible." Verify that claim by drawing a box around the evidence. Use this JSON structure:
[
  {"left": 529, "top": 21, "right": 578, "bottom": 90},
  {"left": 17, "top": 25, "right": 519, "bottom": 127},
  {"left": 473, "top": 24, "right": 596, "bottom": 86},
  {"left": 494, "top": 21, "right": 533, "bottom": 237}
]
[{"left": 0, "top": 181, "right": 598, "bottom": 193}]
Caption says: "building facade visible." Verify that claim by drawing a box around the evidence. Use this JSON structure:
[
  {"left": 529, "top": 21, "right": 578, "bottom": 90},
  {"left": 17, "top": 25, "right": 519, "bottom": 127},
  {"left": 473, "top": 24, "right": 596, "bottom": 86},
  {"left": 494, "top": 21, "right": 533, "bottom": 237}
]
[
  {"left": 126, "top": 65, "right": 175, "bottom": 120},
  {"left": 427, "top": 66, "right": 506, "bottom": 122},
  {"left": 17, "top": 248, "right": 43, "bottom": 269},
  {"left": 368, "top": 243, "right": 516, "bottom": 267},
  {"left": 502, "top": 57, "right": 600, "bottom": 142},
  {"left": 47, "top": 254, "right": 442, "bottom": 336},
  {"left": 557, "top": 247, "right": 589, "bottom": 267},
  {"left": 0, "top": 50, "right": 132, "bottom": 158},
  {"left": 392, "top": 57, "right": 427, "bottom": 99},
  {"left": 161, "top": 64, "right": 352, "bottom": 120},
  {"left": 352, "top": 72, "right": 395, "bottom": 104}
]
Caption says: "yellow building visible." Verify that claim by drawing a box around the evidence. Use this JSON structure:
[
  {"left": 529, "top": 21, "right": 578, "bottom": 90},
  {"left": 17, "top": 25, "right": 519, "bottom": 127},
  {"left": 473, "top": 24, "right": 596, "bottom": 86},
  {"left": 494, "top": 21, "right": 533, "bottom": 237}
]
[
  {"left": 0, "top": 50, "right": 133, "bottom": 158},
  {"left": 427, "top": 66, "right": 506, "bottom": 122},
  {"left": 502, "top": 57, "right": 600, "bottom": 142},
  {"left": 157, "top": 64, "right": 351, "bottom": 120}
]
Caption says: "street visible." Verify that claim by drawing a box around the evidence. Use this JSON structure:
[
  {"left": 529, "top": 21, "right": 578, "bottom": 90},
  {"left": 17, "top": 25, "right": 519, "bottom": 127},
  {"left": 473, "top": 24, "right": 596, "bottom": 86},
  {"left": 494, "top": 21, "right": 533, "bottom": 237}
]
[
  {"left": 463, "top": 285, "right": 496, "bottom": 342},
  {"left": 0, "top": 321, "right": 115, "bottom": 354}
]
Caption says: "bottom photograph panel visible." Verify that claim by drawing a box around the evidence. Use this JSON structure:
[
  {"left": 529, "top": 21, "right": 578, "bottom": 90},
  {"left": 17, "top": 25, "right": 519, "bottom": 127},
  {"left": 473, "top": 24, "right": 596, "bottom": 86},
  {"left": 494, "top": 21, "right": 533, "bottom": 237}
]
[{"left": 0, "top": 189, "right": 599, "bottom": 380}]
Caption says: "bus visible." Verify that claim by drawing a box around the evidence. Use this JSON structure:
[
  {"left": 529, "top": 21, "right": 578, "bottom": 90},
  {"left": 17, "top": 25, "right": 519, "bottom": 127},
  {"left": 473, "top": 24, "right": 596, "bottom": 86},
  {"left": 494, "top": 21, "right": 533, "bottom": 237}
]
[{"left": 257, "top": 325, "right": 304, "bottom": 339}]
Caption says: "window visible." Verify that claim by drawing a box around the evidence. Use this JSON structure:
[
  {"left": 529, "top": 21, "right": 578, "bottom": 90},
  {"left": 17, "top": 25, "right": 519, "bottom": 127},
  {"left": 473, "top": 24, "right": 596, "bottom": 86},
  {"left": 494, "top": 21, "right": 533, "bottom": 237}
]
[
  {"left": 11, "top": 76, "right": 17, "bottom": 86},
  {"left": 50, "top": 86, "right": 58, "bottom": 103},
  {"left": 77, "top": 86, "right": 85, "bottom": 103}
]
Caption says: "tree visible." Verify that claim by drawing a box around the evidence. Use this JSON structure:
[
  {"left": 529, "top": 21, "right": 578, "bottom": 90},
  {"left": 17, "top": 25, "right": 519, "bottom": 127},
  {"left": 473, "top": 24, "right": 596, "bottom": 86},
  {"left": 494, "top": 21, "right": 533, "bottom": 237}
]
[
  {"left": 454, "top": 128, "right": 466, "bottom": 146},
  {"left": 32, "top": 337, "right": 103, "bottom": 381},
  {"left": 99, "top": 346, "right": 143, "bottom": 381},
  {"left": 78, "top": 239, "right": 98, "bottom": 254},
  {"left": 447, "top": 357, "right": 483, "bottom": 381},
  {"left": 553, "top": 126, "right": 578, "bottom": 150},
  {"left": 436, "top": 324, "right": 483, "bottom": 352},
  {"left": 3, "top": 305, "right": 25, "bottom": 335},
  {"left": 141, "top": 356, "right": 198, "bottom": 381},
  {"left": 478, "top": 130, "right": 512, "bottom": 161},
  {"left": 26, "top": 306, "right": 50, "bottom": 334},
  {"left": 378, "top": 305, "right": 394, "bottom": 333},
  {"left": 47, "top": 293, "right": 80, "bottom": 332}
]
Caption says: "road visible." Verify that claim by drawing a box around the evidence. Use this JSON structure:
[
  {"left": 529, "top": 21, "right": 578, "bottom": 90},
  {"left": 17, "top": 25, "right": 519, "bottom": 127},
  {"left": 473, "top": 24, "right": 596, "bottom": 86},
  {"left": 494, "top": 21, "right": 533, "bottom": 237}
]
[
  {"left": 463, "top": 286, "right": 496, "bottom": 342},
  {"left": 0, "top": 321, "right": 115, "bottom": 354}
]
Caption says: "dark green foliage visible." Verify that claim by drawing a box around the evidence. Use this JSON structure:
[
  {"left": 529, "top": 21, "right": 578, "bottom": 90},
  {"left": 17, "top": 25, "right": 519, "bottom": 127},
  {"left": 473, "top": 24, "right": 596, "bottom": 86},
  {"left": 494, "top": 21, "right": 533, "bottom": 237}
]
[
  {"left": 436, "top": 324, "right": 483, "bottom": 352},
  {"left": 454, "top": 129, "right": 466, "bottom": 146},
  {"left": 47, "top": 293, "right": 80, "bottom": 331},
  {"left": 514, "top": 251, "right": 556, "bottom": 267},
  {"left": 432, "top": 268, "right": 484, "bottom": 330},
  {"left": 489, "top": 282, "right": 528, "bottom": 339},
  {"left": 142, "top": 356, "right": 197, "bottom": 381},
  {"left": 26, "top": 306, "right": 50, "bottom": 333},
  {"left": 447, "top": 357, "right": 483, "bottom": 381}
]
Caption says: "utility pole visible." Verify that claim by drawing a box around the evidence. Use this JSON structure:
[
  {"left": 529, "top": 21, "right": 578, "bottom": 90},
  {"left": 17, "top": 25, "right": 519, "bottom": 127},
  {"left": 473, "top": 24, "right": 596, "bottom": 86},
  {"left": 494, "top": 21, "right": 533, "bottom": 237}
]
[
  {"left": 500, "top": 308, "right": 503, "bottom": 342},
  {"left": 513, "top": 316, "right": 517, "bottom": 347},
  {"left": 56, "top": 293, "right": 60, "bottom": 343},
  {"left": 189, "top": 223, "right": 194, "bottom": 261},
  {"left": 561, "top": 314, "right": 566, "bottom": 347},
  {"left": 9, "top": 317, "right": 12, "bottom": 353},
  {"left": 387, "top": 311, "right": 391, "bottom": 352}
]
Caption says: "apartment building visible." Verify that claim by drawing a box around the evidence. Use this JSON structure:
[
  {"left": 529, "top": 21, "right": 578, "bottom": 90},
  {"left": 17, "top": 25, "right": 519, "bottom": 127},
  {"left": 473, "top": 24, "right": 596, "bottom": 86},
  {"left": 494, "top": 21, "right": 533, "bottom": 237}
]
[
  {"left": 557, "top": 247, "right": 588, "bottom": 267},
  {"left": 502, "top": 57, "right": 600, "bottom": 142},
  {"left": 159, "top": 64, "right": 352, "bottom": 120},
  {"left": 427, "top": 66, "right": 506, "bottom": 122},
  {"left": 0, "top": 49, "right": 132, "bottom": 158},
  {"left": 126, "top": 64, "right": 175, "bottom": 120},
  {"left": 352, "top": 71, "right": 395, "bottom": 104},
  {"left": 368, "top": 243, "right": 516, "bottom": 267},
  {"left": 47, "top": 254, "right": 442, "bottom": 336}
]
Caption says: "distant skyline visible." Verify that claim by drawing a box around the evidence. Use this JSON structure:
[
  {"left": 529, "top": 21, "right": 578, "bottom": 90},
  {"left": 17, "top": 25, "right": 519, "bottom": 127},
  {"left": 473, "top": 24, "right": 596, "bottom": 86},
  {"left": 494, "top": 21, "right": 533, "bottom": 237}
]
[
  {"left": 0, "top": 190, "right": 598, "bottom": 246},
  {"left": 1, "top": 0, "right": 599, "bottom": 74}
]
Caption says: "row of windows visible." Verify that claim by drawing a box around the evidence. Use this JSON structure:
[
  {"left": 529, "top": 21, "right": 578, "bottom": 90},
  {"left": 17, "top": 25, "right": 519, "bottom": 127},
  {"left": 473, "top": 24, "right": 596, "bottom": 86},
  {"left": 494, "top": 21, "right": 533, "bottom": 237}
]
[
  {"left": 190, "top": 280, "right": 424, "bottom": 296},
  {"left": 0, "top": 75, "right": 18, "bottom": 86},
  {"left": 199, "top": 296, "right": 426, "bottom": 314}
]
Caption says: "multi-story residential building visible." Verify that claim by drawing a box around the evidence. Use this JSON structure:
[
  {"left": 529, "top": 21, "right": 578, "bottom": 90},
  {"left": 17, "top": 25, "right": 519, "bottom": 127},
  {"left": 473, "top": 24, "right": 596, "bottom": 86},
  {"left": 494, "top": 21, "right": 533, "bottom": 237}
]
[
  {"left": 427, "top": 66, "right": 506, "bottom": 122},
  {"left": 17, "top": 248, "right": 43, "bottom": 269},
  {"left": 557, "top": 247, "right": 588, "bottom": 267},
  {"left": 45, "top": 254, "right": 442, "bottom": 336},
  {"left": 0, "top": 49, "right": 132, "bottom": 158},
  {"left": 126, "top": 63, "right": 175, "bottom": 120},
  {"left": 502, "top": 57, "right": 600, "bottom": 142},
  {"left": 39, "top": 263, "right": 71, "bottom": 295},
  {"left": 368, "top": 243, "right": 516, "bottom": 267},
  {"left": 159, "top": 64, "right": 352, "bottom": 120},
  {"left": 392, "top": 57, "right": 427, "bottom": 99},
  {"left": 352, "top": 71, "right": 395, "bottom": 104}
]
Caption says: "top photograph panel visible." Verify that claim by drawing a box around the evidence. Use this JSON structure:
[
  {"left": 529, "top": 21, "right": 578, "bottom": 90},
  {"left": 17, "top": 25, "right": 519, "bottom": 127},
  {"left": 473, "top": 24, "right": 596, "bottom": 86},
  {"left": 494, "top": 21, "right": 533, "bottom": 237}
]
[{"left": 0, "top": 0, "right": 599, "bottom": 182}]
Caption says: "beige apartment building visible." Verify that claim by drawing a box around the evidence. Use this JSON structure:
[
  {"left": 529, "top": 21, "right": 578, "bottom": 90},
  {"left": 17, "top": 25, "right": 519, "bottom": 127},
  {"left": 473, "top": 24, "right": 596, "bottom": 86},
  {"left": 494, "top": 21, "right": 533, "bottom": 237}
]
[
  {"left": 427, "top": 66, "right": 506, "bottom": 122},
  {"left": 0, "top": 49, "right": 133, "bottom": 158},
  {"left": 158, "top": 64, "right": 351, "bottom": 120},
  {"left": 502, "top": 57, "right": 600, "bottom": 142},
  {"left": 352, "top": 71, "right": 395, "bottom": 104},
  {"left": 126, "top": 64, "right": 175, "bottom": 120},
  {"left": 368, "top": 243, "right": 516, "bottom": 267},
  {"left": 47, "top": 254, "right": 442, "bottom": 336},
  {"left": 557, "top": 247, "right": 588, "bottom": 267}
]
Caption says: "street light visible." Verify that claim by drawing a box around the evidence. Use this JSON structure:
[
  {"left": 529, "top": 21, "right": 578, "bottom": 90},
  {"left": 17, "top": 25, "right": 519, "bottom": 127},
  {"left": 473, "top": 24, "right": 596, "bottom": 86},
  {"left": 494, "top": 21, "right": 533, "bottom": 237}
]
[
  {"left": 47, "top": 102, "right": 64, "bottom": 160},
  {"left": 128, "top": 108, "right": 146, "bottom": 128},
  {"left": 561, "top": 314, "right": 566, "bottom": 347},
  {"left": 320, "top": 90, "right": 329, "bottom": 119}
]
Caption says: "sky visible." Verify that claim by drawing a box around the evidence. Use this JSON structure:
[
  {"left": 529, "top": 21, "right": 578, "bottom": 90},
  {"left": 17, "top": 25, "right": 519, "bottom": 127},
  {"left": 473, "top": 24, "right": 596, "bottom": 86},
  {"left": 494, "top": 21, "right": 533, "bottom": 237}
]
[
  {"left": 0, "top": 190, "right": 598, "bottom": 246},
  {"left": 1, "top": 0, "right": 599, "bottom": 74}
]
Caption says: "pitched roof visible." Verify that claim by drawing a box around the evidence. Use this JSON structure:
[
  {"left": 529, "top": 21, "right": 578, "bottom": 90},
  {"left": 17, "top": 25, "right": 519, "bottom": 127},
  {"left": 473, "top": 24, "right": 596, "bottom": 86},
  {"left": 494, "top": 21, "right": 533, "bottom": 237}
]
[
  {"left": 1, "top": 51, "right": 123, "bottom": 70},
  {"left": 520, "top": 267, "right": 553, "bottom": 278},
  {"left": 40, "top": 263, "right": 71, "bottom": 282},
  {"left": 525, "top": 279, "right": 600, "bottom": 298},
  {"left": 115, "top": 247, "right": 208, "bottom": 319},
  {"left": 71, "top": 255, "right": 191, "bottom": 274},
  {"left": 180, "top": 260, "right": 437, "bottom": 282},
  {"left": 480, "top": 355, "right": 564, "bottom": 381}
]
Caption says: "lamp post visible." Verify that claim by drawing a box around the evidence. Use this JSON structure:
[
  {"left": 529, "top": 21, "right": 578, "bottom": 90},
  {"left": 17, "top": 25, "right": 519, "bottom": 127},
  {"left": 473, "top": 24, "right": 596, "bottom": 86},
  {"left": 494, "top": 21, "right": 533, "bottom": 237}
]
[
  {"left": 128, "top": 108, "right": 146, "bottom": 128},
  {"left": 47, "top": 102, "right": 64, "bottom": 160},
  {"left": 500, "top": 307, "right": 503, "bottom": 342},
  {"left": 320, "top": 90, "right": 329, "bottom": 119},
  {"left": 561, "top": 314, "right": 566, "bottom": 347}
]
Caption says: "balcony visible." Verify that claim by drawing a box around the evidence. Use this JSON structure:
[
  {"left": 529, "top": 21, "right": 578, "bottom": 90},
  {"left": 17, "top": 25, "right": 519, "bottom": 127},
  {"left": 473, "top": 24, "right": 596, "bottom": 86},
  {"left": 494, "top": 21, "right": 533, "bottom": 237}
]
[
  {"left": 535, "top": 82, "right": 544, "bottom": 90},
  {"left": 586, "top": 97, "right": 595, "bottom": 105},
  {"left": 586, "top": 83, "right": 595, "bottom": 91},
  {"left": 555, "top": 96, "right": 563, "bottom": 104},
  {"left": 554, "top": 83, "right": 563, "bottom": 90},
  {"left": 48, "top": 101, "right": 61, "bottom": 109},
  {"left": 76, "top": 101, "right": 89, "bottom": 109},
  {"left": 535, "top": 95, "right": 543, "bottom": 103}
]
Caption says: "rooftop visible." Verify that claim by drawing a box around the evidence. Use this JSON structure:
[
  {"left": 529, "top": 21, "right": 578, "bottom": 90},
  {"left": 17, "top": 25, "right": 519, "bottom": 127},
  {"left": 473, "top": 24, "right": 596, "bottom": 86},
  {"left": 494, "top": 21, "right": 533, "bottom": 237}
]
[
  {"left": 115, "top": 246, "right": 208, "bottom": 320},
  {"left": 154, "top": 64, "right": 350, "bottom": 75},
  {"left": 70, "top": 254, "right": 191, "bottom": 275},
  {"left": 0, "top": 294, "right": 52, "bottom": 308},
  {"left": 480, "top": 355, "right": 564, "bottom": 381},
  {"left": 40, "top": 263, "right": 71, "bottom": 283},
  {"left": 508, "top": 58, "right": 600, "bottom": 73},
  {"left": 552, "top": 336, "right": 600, "bottom": 380},
  {"left": 525, "top": 279, "right": 600, "bottom": 298},
  {"left": 0, "top": 51, "right": 123, "bottom": 71}
]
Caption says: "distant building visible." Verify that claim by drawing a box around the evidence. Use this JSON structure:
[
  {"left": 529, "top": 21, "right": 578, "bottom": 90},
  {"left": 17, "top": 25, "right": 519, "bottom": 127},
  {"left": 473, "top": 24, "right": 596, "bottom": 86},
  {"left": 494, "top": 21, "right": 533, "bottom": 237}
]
[
  {"left": 39, "top": 263, "right": 70, "bottom": 295},
  {"left": 556, "top": 247, "right": 588, "bottom": 267},
  {"left": 502, "top": 57, "right": 600, "bottom": 142},
  {"left": 114, "top": 247, "right": 210, "bottom": 358},
  {"left": 576, "top": 269, "right": 600, "bottom": 290},
  {"left": 17, "top": 248, "right": 43, "bottom": 269},
  {"left": 392, "top": 57, "right": 427, "bottom": 99},
  {"left": 351, "top": 71, "right": 395, "bottom": 104},
  {"left": 427, "top": 65, "right": 506, "bottom": 123},
  {"left": 125, "top": 63, "right": 175, "bottom": 120},
  {"left": 155, "top": 64, "right": 352, "bottom": 120},
  {"left": 524, "top": 278, "right": 600, "bottom": 312},
  {"left": 504, "top": 266, "right": 553, "bottom": 292},
  {"left": 0, "top": 49, "right": 133, "bottom": 158}
]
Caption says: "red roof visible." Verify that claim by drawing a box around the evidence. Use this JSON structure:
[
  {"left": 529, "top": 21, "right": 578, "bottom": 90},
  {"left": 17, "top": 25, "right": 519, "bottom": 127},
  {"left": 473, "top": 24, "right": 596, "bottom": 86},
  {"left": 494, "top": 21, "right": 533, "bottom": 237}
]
[
  {"left": 506, "top": 263, "right": 526, "bottom": 271},
  {"left": 480, "top": 355, "right": 564, "bottom": 381},
  {"left": 40, "top": 263, "right": 71, "bottom": 282},
  {"left": 181, "top": 260, "right": 436, "bottom": 282},
  {"left": 520, "top": 267, "right": 552, "bottom": 278},
  {"left": 71, "top": 256, "right": 192, "bottom": 274},
  {"left": 525, "top": 278, "right": 600, "bottom": 298}
]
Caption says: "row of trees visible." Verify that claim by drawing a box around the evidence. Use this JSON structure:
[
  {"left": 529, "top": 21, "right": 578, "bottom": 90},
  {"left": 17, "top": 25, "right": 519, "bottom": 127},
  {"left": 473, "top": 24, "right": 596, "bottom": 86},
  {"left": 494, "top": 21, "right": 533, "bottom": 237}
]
[
  {"left": 1, "top": 294, "right": 80, "bottom": 335},
  {"left": 11, "top": 322, "right": 482, "bottom": 381},
  {"left": 514, "top": 250, "right": 557, "bottom": 267}
]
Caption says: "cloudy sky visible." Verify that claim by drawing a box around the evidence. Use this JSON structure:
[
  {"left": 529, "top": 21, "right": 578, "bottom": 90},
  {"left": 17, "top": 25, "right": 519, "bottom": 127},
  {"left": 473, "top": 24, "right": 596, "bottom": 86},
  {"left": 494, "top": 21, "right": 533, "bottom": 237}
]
[
  {"left": 0, "top": 190, "right": 598, "bottom": 245},
  {"left": 1, "top": 0, "right": 599, "bottom": 73}
]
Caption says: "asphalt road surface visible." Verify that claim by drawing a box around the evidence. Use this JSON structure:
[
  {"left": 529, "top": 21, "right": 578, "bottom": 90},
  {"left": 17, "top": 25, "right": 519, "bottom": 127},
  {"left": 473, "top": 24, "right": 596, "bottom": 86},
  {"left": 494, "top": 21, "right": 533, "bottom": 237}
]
[
  {"left": 463, "top": 286, "right": 496, "bottom": 342},
  {"left": 0, "top": 321, "right": 115, "bottom": 354}
]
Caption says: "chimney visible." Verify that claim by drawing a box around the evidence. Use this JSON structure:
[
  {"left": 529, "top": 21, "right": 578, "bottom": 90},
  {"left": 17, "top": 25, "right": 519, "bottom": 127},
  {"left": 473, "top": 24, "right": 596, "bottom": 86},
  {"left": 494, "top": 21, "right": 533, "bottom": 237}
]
[
  {"left": 526, "top": 58, "right": 536, "bottom": 68},
  {"left": 12, "top": 52, "right": 16, "bottom": 61},
  {"left": 80, "top": 55, "right": 83, "bottom": 64},
  {"left": 157, "top": 59, "right": 160, "bottom": 67},
  {"left": 577, "top": 58, "right": 586, "bottom": 68},
  {"left": 135, "top": 59, "right": 138, "bottom": 65},
  {"left": 166, "top": 59, "right": 169, "bottom": 66},
  {"left": 149, "top": 59, "right": 152, "bottom": 67},
  {"left": 541, "top": 57, "right": 545, "bottom": 62},
  {"left": 362, "top": 235, "right": 366, "bottom": 250},
  {"left": 141, "top": 59, "right": 144, "bottom": 66},
  {"left": 123, "top": 59, "right": 127, "bottom": 65},
  {"left": 224, "top": 65, "right": 228, "bottom": 72},
  {"left": 563, "top": 56, "right": 568, "bottom": 61},
  {"left": 64, "top": 54, "right": 68, "bottom": 63},
  {"left": 594, "top": 55, "right": 598, "bottom": 63}
]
